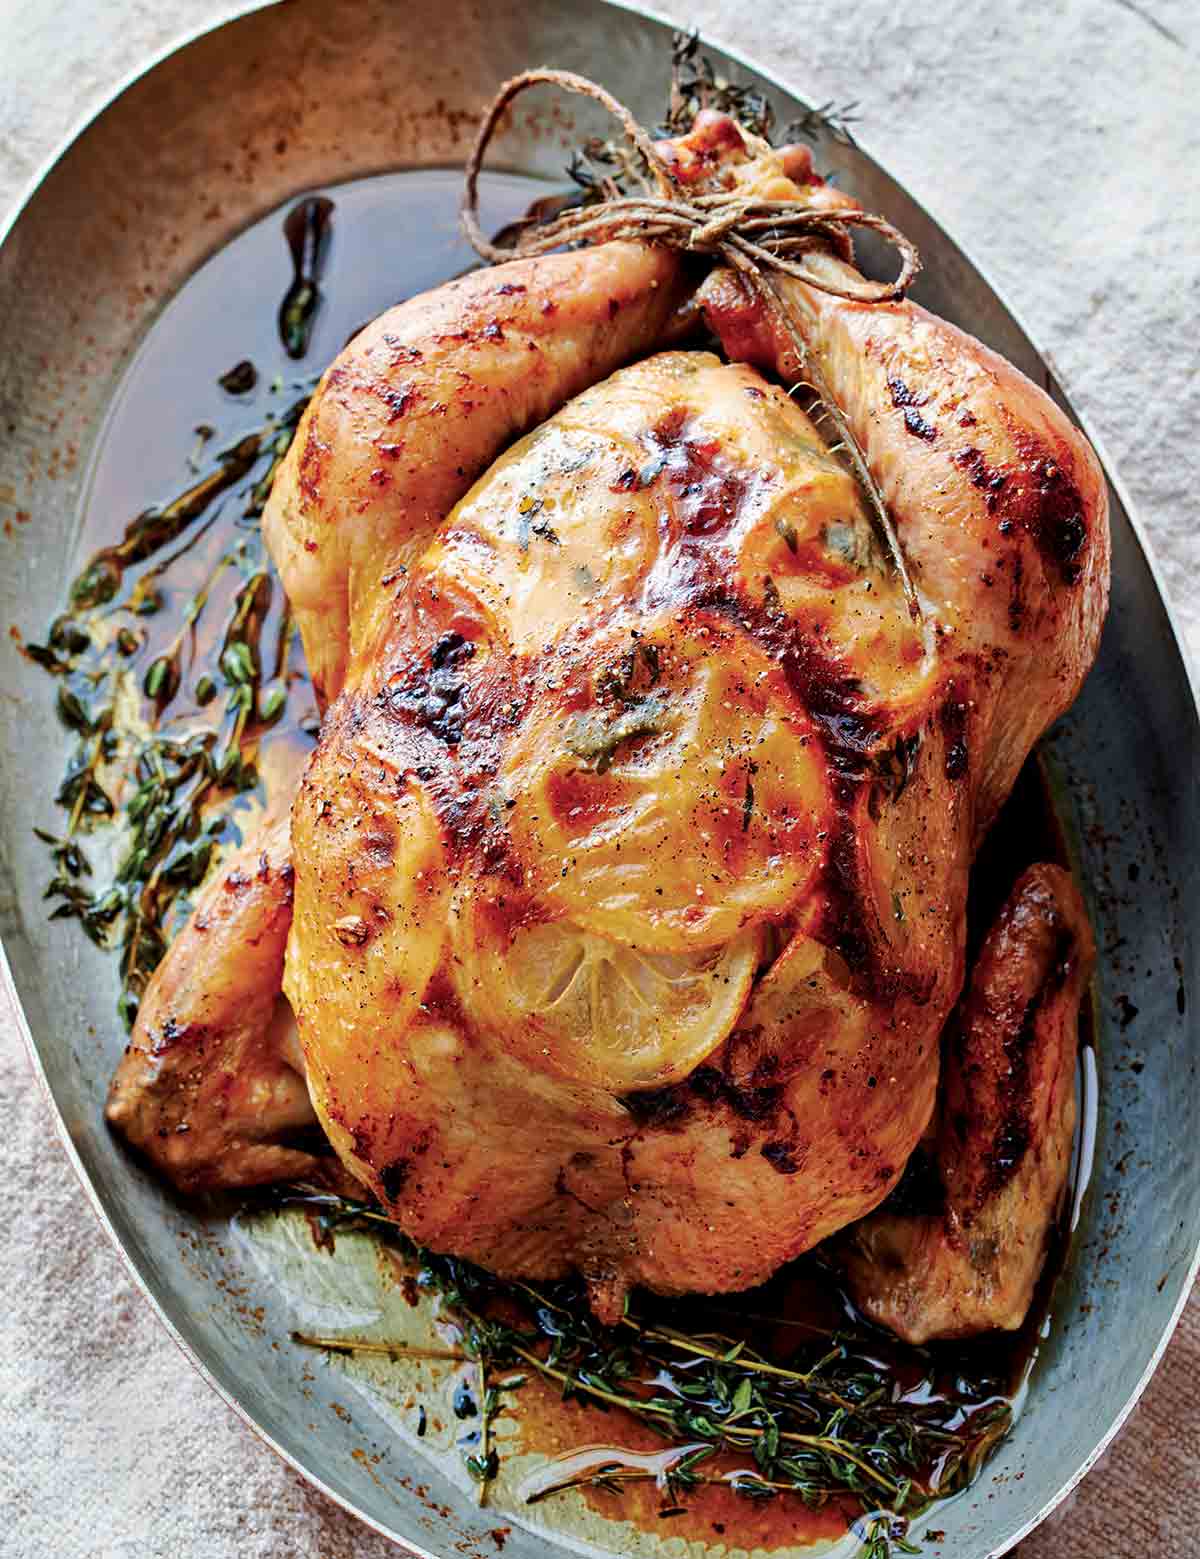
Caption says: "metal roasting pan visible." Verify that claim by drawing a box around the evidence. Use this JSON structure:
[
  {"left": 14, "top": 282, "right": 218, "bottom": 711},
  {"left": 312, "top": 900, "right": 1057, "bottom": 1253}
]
[{"left": 1, "top": 1, "right": 1197, "bottom": 1554}]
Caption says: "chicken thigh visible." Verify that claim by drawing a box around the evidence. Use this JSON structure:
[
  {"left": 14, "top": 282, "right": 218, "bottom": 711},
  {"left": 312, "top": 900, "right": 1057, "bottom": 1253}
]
[{"left": 105, "top": 817, "right": 318, "bottom": 1192}]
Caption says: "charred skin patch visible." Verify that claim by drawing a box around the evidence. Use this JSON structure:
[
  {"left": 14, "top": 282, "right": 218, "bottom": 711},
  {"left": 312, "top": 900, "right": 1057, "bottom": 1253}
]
[
  {"left": 889, "top": 376, "right": 938, "bottom": 441},
  {"left": 1026, "top": 452, "right": 1089, "bottom": 583},
  {"left": 149, "top": 1017, "right": 209, "bottom": 1058},
  {"left": 940, "top": 693, "right": 969, "bottom": 781},
  {"left": 619, "top": 1057, "right": 787, "bottom": 1140},
  {"left": 380, "top": 1158, "right": 411, "bottom": 1199},
  {"left": 821, "top": 772, "right": 878, "bottom": 979},
  {"left": 952, "top": 445, "right": 1008, "bottom": 507},
  {"left": 379, "top": 334, "right": 424, "bottom": 366},
  {"left": 978, "top": 927, "right": 1075, "bottom": 1204},
  {"left": 619, "top": 1085, "right": 692, "bottom": 1129},
  {"left": 297, "top": 419, "right": 330, "bottom": 507},
  {"left": 371, "top": 646, "right": 522, "bottom": 876},
  {"left": 386, "top": 630, "right": 477, "bottom": 746},
  {"left": 636, "top": 406, "right": 755, "bottom": 536},
  {"left": 374, "top": 378, "right": 418, "bottom": 422},
  {"left": 761, "top": 1139, "right": 802, "bottom": 1174},
  {"left": 955, "top": 427, "right": 1090, "bottom": 589}
]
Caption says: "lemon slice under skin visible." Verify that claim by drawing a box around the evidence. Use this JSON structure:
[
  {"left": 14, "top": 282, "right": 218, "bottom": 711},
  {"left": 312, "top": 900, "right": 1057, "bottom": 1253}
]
[{"left": 453, "top": 900, "right": 761, "bottom": 1095}]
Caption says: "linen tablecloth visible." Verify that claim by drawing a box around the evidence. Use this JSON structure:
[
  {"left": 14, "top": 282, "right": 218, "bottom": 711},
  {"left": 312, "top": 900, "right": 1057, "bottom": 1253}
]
[{"left": 1, "top": 0, "right": 1196, "bottom": 1553}]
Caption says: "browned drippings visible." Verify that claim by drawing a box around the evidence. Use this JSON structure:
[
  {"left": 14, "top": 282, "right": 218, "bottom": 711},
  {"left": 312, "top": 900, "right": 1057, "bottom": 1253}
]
[{"left": 510, "top": 1382, "right": 860, "bottom": 1549}]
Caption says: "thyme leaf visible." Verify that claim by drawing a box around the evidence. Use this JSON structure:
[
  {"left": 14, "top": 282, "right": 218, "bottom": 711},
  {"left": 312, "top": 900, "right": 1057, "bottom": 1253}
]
[
  {"left": 564, "top": 696, "right": 667, "bottom": 774},
  {"left": 27, "top": 394, "right": 313, "bottom": 1029}
]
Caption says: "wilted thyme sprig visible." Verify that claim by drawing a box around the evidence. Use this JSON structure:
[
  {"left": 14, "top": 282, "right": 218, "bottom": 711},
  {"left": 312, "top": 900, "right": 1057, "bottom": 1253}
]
[
  {"left": 280, "top": 1188, "right": 1012, "bottom": 1553},
  {"left": 784, "top": 99, "right": 861, "bottom": 149},
  {"left": 24, "top": 390, "right": 313, "bottom": 1030},
  {"left": 560, "top": 29, "right": 860, "bottom": 207},
  {"left": 661, "top": 27, "right": 775, "bottom": 140},
  {"left": 664, "top": 28, "right": 860, "bottom": 149}
]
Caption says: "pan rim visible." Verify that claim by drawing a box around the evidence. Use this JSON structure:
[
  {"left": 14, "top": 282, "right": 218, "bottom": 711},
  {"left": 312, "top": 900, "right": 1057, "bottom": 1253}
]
[{"left": 2, "top": 1, "right": 1197, "bottom": 1554}]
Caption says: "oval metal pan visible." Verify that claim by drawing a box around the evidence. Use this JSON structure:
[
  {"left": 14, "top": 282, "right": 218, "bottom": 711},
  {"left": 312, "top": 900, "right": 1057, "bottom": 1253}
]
[{"left": 0, "top": 1, "right": 1196, "bottom": 1554}]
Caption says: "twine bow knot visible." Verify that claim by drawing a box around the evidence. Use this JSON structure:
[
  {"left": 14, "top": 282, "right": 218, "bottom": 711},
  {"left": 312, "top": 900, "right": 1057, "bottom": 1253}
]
[{"left": 461, "top": 69, "right": 921, "bottom": 305}]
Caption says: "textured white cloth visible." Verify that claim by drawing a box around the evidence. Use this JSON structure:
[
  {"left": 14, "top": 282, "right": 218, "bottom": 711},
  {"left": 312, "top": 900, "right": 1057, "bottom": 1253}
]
[{"left": 1, "top": 1, "right": 1196, "bottom": 1554}]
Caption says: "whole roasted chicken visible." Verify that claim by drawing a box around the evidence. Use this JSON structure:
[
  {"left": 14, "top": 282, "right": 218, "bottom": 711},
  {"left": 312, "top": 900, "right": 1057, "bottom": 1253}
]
[{"left": 107, "top": 103, "right": 1107, "bottom": 1343}]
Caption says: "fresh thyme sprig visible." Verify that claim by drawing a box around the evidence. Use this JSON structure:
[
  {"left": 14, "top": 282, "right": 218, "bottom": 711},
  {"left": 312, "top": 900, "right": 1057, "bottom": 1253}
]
[
  {"left": 24, "top": 390, "right": 313, "bottom": 1029},
  {"left": 278, "top": 1188, "right": 1013, "bottom": 1552}
]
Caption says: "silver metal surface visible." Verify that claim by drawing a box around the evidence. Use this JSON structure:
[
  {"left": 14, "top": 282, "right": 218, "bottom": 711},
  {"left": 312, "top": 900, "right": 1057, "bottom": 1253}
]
[{"left": 0, "top": 1, "right": 1196, "bottom": 1554}]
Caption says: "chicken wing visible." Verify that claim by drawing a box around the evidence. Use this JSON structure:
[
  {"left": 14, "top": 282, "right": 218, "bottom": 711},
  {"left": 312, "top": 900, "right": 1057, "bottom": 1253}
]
[{"left": 839, "top": 863, "right": 1094, "bottom": 1342}]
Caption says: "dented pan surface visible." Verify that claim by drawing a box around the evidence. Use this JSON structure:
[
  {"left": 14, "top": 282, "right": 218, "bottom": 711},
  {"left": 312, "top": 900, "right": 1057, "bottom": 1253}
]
[{"left": 0, "top": 1, "right": 1197, "bottom": 1554}]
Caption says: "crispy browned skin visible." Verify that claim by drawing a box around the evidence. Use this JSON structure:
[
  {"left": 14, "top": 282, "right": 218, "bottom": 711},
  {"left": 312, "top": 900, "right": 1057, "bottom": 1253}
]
[
  {"left": 840, "top": 864, "right": 1094, "bottom": 1341},
  {"left": 288, "top": 351, "right": 945, "bottom": 1306},
  {"left": 104, "top": 819, "right": 320, "bottom": 1192},
  {"left": 281, "top": 122, "right": 1106, "bottom": 1316},
  {"left": 288, "top": 327, "right": 1105, "bottom": 1314},
  {"left": 697, "top": 265, "right": 1109, "bottom": 839}
]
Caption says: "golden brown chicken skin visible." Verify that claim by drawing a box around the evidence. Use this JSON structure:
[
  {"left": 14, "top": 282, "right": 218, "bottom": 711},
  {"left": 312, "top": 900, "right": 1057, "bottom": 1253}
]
[
  {"left": 107, "top": 229, "right": 697, "bottom": 1195},
  {"left": 281, "top": 121, "right": 1106, "bottom": 1319},
  {"left": 698, "top": 261, "right": 1109, "bottom": 838},
  {"left": 265, "top": 242, "right": 689, "bottom": 704},
  {"left": 840, "top": 863, "right": 1093, "bottom": 1342},
  {"left": 105, "top": 111, "right": 1108, "bottom": 1341},
  {"left": 101, "top": 115, "right": 804, "bottom": 1206},
  {"left": 288, "top": 352, "right": 945, "bottom": 1306}
]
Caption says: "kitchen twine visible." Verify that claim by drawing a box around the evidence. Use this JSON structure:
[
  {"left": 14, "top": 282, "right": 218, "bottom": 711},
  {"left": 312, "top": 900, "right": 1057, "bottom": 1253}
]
[{"left": 460, "top": 68, "right": 922, "bottom": 305}]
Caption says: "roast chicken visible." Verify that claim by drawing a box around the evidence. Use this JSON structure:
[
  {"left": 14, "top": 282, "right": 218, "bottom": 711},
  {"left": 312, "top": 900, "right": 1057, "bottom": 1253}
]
[{"left": 106, "top": 109, "right": 1107, "bottom": 1339}]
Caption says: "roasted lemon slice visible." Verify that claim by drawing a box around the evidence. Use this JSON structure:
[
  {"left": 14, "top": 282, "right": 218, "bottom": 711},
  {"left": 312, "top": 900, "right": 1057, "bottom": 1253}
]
[{"left": 454, "top": 902, "right": 760, "bottom": 1094}]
